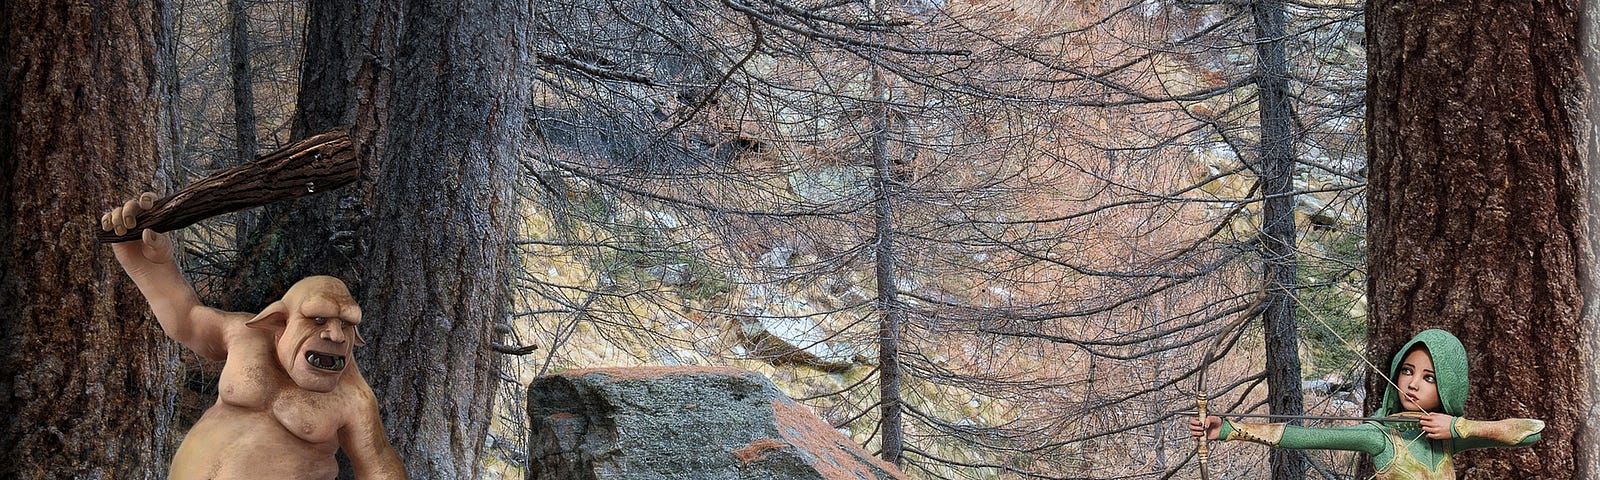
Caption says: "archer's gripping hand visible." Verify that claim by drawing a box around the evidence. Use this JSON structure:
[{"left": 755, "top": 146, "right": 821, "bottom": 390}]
[
  {"left": 1189, "top": 416, "right": 1223, "bottom": 440},
  {"left": 101, "top": 192, "right": 173, "bottom": 264},
  {"left": 1419, "top": 413, "right": 1454, "bottom": 440}
]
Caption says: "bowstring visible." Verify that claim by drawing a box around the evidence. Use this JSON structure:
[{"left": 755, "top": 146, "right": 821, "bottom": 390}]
[
  {"left": 1195, "top": 276, "right": 1440, "bottom": 480},
  {"left": 1285, "top": 279, "right": 1438, "bottom": 480}
]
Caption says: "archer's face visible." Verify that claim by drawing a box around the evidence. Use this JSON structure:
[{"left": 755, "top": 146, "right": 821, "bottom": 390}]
[{"left": 1397, "top": 348, "right": 1441, "bottom": 412}]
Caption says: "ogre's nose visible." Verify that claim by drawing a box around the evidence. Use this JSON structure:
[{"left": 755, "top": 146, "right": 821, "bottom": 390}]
[{"left": 322, "top": 320, "right": 347, "bottom": 343}]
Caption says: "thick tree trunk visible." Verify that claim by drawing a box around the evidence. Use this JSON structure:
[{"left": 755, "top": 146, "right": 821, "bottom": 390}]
[
  {"left": 1580, "top": 1, "right": 1600, "bottom": 477},
  {"left": 221, "top": 0, "right": 394, "bottom": 312},
  {"left": 1367, "top": 0, "right": 1588, "bottom": 477},
  {"left": 358, "top": 0, "right": 529, "bottom": 476},
  {"left": 1252, "top": 0, "right": 1308, "bottom": 478},
  {"left": 0, "top": 1, "right": 185, "bottom": 478}
]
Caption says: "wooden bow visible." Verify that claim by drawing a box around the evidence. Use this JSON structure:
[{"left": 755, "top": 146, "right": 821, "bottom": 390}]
[{"left": 1193, "top": 297, "right": 1263, "bottom": 480}]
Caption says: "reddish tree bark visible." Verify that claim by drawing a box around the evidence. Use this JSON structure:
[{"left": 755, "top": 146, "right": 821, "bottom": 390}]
[
  {"left": 0, "top": 1, "right": 185, "bottom": 478},
  {"left": 1367, "top": 0, "right": 1590, "bottom": 477}
]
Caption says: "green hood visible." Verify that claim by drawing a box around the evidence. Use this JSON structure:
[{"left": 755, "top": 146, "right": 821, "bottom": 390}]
[{"left": 1376, "top": 329, "right": 1469, "bottom": 417}]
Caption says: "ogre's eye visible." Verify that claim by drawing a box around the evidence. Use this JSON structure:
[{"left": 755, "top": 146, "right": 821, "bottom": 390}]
[{"left": 313, "top": 317, "right": 328, "bottom": 325}]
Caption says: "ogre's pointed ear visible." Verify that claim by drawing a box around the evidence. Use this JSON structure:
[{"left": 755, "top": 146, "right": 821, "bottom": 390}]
[{"left": 246, "top": 301, "right": 290, "bottom": 332}]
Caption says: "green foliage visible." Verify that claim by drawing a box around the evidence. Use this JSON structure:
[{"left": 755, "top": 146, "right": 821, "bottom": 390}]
[
  {"left": 591, "top": 217, "right": 731, "bottom": 302},
  {"left": 1295, "top": 232, "right": 1367, "bottom": 373}
]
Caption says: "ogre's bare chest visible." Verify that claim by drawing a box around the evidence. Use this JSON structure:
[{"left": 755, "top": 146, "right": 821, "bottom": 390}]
[{"left": 216, "top": 341, "right": 346, "bottom": 445}]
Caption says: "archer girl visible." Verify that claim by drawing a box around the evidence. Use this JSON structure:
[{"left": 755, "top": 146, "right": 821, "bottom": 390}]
[{"left": 1188, "top": 329, "right": 1543, "bottom": 479}]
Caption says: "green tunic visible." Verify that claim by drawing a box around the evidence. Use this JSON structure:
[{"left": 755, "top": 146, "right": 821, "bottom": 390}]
[{"left": 1213, "top": 330, "right": 1543, "bottom": 480}]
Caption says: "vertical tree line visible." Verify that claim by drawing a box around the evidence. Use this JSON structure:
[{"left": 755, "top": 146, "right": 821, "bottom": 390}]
[
  {"left": 227, "top": 0, "right": 259, "bottom": 166},
  {"left": 1251, "top": 0, "right": 1308, "bottom": 477},
  {"left": 0, "top": 1, "right": 185, "bottom": 478},
  {"left": 1366, "top": 0, "right": 1590, "bottom": 477}
]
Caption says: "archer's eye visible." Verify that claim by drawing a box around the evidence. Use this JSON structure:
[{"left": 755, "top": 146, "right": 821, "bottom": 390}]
[
  {"left": 1399, "top": 367, "right": 1412, "bottom": 375},
  {"left": 1425, "top": 375, "right": 1436, "bottom": 384}
]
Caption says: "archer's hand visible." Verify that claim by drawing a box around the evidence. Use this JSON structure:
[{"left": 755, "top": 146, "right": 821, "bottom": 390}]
[
  {"left": 1189, "top": 416, "right": 1222, "bottom": 440},
  {"left": 1419, "top": 412, "right": 1454, "bottom": 440},
  {"left": 101, "top": 192, "right": 173, "bottom": 264}
]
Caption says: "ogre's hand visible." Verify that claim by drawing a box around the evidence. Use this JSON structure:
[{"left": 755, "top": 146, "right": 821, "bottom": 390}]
[{"left": 101, "top": 192, "right": 172, "bottom": 264}]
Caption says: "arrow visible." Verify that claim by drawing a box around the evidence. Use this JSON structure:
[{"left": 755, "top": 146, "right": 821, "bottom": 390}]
[{"left": 1178, "top": 411, "right": 1422, "bottom": 423}]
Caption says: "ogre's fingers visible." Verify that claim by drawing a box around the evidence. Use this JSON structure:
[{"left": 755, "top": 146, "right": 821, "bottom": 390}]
[
  {"left": 112, "top": 206, "right": 129, "bottom": 236},
  {"left": 101, "top": 213, "right": 113, "bottom": 232},
  {"left": 121, "top": 199, "right": 141, "bottom": 229},
  {"left": 139, "top": 192, "right": 157, "bottom": 210}
]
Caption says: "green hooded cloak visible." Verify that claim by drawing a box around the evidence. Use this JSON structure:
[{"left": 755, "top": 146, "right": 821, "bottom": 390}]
[{"left": 1375, "top": 329, "right": 1469, "bottom": 418}]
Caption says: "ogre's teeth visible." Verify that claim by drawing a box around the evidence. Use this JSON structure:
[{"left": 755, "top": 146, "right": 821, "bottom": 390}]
[{"left": 305, "top": 351, "right": 345, "bottom": 371}]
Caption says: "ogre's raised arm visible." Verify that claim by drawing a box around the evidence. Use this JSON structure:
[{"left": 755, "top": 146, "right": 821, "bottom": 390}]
[{"left": 103, "top": 192, "right": 235, "bottom": 361}]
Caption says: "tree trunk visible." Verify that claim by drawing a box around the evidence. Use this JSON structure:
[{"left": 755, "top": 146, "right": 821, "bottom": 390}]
[
  {"left": 1367, "top": 0, "right": 1588, "bottom": 477},
  {"left": 0, "top": 1, "right": 185, "bottom": 478},
  {"left": 864, "top": 2, "right": 904, "bottom": 464},
  {"left": 1579, "top": 1, "right": 1600, "bottom": 477},
  {"left": 228, "top": 0, "right": 258, "bottom": 166},
  {"left": 869, "top": 57, "right": 904, "bottom": 467},
  {"left": 1252, "top": 0, "right": 1308, "bottom": 478},
  {"left": 358, "top": 0, "right": 529, "bottom": 475},
  {"left": 221, "top": 0, "right": 394, "bottom": 312}
]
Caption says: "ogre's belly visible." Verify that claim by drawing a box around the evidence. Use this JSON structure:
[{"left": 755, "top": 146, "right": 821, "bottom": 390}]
[{"left": 169, "top": 405, "right": 340, "bottom": 480}]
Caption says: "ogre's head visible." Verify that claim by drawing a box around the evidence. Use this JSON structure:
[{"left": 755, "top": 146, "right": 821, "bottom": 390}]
[{"left": 246, "top": 276, "right": 365, "bottom": 393}]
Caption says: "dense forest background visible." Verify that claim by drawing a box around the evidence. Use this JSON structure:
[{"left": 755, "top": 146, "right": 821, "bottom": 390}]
[{"left": 1, "top": 0, "right": 1593, "bottom": 478}]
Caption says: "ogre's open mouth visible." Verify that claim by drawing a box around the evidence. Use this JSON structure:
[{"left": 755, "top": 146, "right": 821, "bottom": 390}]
[{"left": 306, "top": 351, "right": 346, "bottom": 371}]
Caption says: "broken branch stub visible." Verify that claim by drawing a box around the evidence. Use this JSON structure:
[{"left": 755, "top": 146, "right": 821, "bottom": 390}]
[{"left": 96, "top": 129, "right": 359, "bottom": 243}]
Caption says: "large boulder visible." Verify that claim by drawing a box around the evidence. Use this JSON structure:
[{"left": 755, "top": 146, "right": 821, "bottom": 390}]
[{"left": 526, "top": 366, "right": 905, "bottom": 480}]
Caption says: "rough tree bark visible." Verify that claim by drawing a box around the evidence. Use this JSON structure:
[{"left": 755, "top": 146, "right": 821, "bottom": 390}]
[
  {"left": 1580, "top": 2, "right": 1600, "bottom": 478},
  {"left": 357, "top": 0, "right": 529, "bottom": 476},
  {"left": 0, "top": 1, "right": 185, "bottom": 478},
  {"left": 1252, "top": 0, "right": 1308, "bottom": 478},
  {"left": 869, "top": 45, "right": 904, "bottom": 467},
  {"left": 228, "top": 0, "right": 258, "bottom": 166},
  {"left": 1367, "top": 0, "right": 1589, "bottom": 477},
  {"left": 221, "top": 0, "right": 394, "bottom": 312}
]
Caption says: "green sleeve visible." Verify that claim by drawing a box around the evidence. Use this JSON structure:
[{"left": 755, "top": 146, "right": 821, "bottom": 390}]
[
  {"left": 1219, "top": 420, "right": 1387, "bottom": 455},
  {"left": 1279, "top": 424, "right": 1388, "bottom": 454}
]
